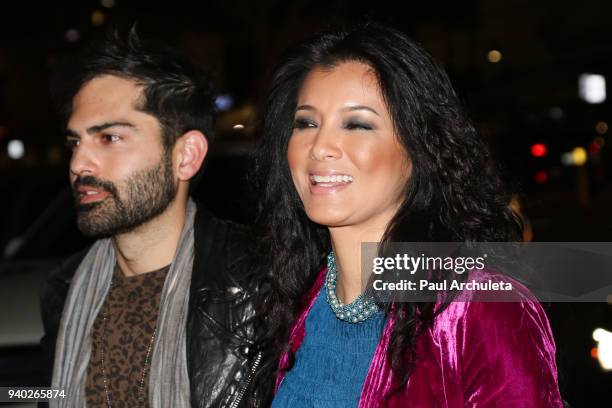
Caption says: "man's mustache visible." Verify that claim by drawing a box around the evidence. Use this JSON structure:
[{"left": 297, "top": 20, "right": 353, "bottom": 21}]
[{"left": 72, "top": 175, "right": 119, "bottom": 200}]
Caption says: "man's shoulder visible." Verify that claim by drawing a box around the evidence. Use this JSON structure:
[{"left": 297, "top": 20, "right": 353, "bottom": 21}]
[
  {"left": 40, "top": 248, "right": 89, "bottom": 327},
  {"left": 192, "top": 206, "right": 254, "bottom": 292},
  {"left": 39, "top": 247, "right": 91, "bottom": 385},
  {"left": 46, "top": 249, "right": 89, "bottom": 285}
]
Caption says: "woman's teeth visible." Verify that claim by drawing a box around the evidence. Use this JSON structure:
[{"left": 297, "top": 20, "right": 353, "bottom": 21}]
[{"left": 311, "top": 174, "right": 353, "bottom": 184}]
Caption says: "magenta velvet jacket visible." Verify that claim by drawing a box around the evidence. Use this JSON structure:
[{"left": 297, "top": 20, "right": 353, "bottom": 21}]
[{"left": 275, "top": 269, "right": 564, "bottom": 407}]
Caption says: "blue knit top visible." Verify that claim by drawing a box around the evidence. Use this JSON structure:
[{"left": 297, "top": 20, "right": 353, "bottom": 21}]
[{"left": 271, "top": 286, "right": 385, "bottom": 407}]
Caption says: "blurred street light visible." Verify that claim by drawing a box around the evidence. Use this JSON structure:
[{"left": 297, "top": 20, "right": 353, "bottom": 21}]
[
  {"left": 215, "top": 94, "right": 234, "bottom": 112},
  {"left": 7, "top": 140, "right": 25, "bottom": 160},
  {"left": 562, "top": 147, "right": 587, "bottom": 166},
  {"left": 91, "top": 10, "right": 105, "bottom": 26},
  {"left": 531, "top": 143, "right": 547, "bottom": 157},
  {"left": 595, "top": 121, "right": 608, "bottom": 135},
  {"left": 487, "top": 50, "right": 502, "bottom": 63},
  {"left": 548, "top": 107, "right": 564, "bottom": 121},
  {"left": 65, "top": 29, "right": 80, "bottom": 43},
  {"left": 593, "top": 328, "right": 612, "bottom": 371},
  {"left": 579, "top": 74, "right": 606, "bottom": 104},
  {"left": 534, "top": 171, "right": 548, "bottom": 184}
]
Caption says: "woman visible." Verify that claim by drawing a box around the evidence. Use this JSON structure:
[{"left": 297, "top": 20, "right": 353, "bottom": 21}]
[{"left": 251, "top": 23, "right": 563, "bottom": 407}]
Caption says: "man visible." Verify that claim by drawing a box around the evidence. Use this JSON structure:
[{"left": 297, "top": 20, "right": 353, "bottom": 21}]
[{"left": 40, "top": 31, "right": 261, "bottom": 407}]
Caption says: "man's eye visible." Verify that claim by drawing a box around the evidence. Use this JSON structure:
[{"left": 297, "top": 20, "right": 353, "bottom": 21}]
[
  {"left": 65, "top": 139, "right": 79, "bottom": 149},
  {"left": 344, "top": 121, "right": 373, "bottom": 131},
  {"left": 293, "top": 118, "right": 316, "bottom": 129},
  {"left": 102, "top": 134, "right": 121, "bottom": 143}
]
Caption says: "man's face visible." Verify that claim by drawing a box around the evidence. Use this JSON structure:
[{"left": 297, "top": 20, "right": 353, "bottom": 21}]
[{"left": 66, "top": 75, "right": 177, "bottom": 238}]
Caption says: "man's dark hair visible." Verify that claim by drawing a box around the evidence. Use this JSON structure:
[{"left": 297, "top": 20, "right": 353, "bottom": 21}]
[{"left": 64, "top": 28, "right": 216, "bottom": 149}]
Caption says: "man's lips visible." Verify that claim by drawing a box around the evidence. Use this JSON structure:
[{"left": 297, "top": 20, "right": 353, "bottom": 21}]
[{"left": 75, "top": 186, "right": 110, "bottom": 204}]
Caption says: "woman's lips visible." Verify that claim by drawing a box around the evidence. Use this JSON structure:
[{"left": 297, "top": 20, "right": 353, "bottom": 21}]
[{"left": 308, "top": 173, "right": 353, "bottom": 194}]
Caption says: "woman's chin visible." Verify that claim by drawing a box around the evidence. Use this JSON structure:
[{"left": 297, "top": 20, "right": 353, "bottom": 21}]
[{"left": 304, "top": 210, "right": 353, "bottom": 228}]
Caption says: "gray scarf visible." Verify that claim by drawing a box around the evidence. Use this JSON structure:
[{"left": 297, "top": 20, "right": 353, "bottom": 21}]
[{"left": 51, "top": 199, "right": 196, "bottom": 407}]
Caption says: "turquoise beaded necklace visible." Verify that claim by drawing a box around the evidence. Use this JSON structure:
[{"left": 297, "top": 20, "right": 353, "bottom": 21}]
[{"left": 325, "top": 252, "right": 380, "bottom": 323}]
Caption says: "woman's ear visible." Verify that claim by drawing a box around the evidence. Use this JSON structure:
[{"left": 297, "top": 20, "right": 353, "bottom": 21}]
[{"left": 174, "top": 130, "right": 208, "bottom": 181}]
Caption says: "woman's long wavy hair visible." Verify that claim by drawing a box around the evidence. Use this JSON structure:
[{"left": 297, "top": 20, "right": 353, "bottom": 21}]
[{"left": 250, "top": 23, "right": 522, "bottom": 401}]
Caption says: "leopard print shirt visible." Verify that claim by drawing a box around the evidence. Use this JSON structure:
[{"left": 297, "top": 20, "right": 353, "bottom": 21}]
[{"left": 85, "top": 264, "right": 169, "bottom": 407}]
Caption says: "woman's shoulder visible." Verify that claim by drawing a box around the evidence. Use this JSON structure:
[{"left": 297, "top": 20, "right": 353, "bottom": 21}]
[
  {"left": 433, "top": 268, "right": 556, "bottom": 353},
  {"left": 424, "top": 271, "right": 563, "bottom": 407}
]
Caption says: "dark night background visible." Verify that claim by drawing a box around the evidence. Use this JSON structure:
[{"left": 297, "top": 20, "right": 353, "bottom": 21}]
[{"left": 0, "top": 1, "right": 611, "bottom": 406}]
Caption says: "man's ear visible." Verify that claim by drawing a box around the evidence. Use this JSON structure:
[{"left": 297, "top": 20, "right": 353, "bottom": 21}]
[{"left": 174, "top": 130, "right": 208, "bottom": 181}]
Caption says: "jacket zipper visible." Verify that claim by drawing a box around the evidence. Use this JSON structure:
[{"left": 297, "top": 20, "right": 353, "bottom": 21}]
[{"left": 230, "top": 351, "right": 263, "bottom": 408}]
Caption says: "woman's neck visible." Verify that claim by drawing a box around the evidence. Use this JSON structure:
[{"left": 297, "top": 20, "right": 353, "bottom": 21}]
[{"left": 329, "top": 225, "right": 385, "bottom": 304}]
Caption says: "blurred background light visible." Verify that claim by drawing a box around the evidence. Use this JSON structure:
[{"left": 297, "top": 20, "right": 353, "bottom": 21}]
[
  {"left": 7, "top": 140, "right": 25, "bottom": 160},
  {"left": 232, "top": 124, "right": 245, "bottom": 130},
  {"left": 592, "top": 328, "right": 612, "bottom": 371},
  {"left": 579, "top": 73, "right": 606, "bottom": 104},
  {"left": 531, "top": 143, "right": 548, "bottom": 157},
  {"left": 47, "top": 146, "right": 62, "bottom": 165},
  {"left": 487, "top": 49, "right": 502, "bottom": 63},
  {"left": 91, "top": 10, "right": 105, "bottom": 26},
  {"left": 548, "top": 107, "right": 564, "bottom": 121},
  {"left": 571, "top": 147, "right": 588, "bottom": 165},
  {"left": 588, "top": 142, "right": 601, "bottom": 155},
  {"left": 595, "top": 121, "right": 608, "bottom": 135},
  {"left": 64, "top": 29, "right": 80, "bottom": 43},
  {"left": 561, "top": 152, "right": 572, "bottom": 166},
  {"left": 534, "top": 171, "right": 548, "bottom": 184},
  {"left": 561, "top": 147, "right": 588, "bottom": 166},
  {"left": 100, "top": 0, "right": 116, "bottom": 7},
  {"left": 215, "top": 94, "right": 234, "bottom": 112}
]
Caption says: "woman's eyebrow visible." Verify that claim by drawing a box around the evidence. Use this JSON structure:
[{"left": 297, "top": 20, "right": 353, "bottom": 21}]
[
  {"left": 295, "top": 104, "right": 316, "bottom": 112},
  {"left": 295, "top": 104, "right": 380, "bottom": 117},
  {"left": 341, "top": 105, "right": 380, "bottom": 117}
]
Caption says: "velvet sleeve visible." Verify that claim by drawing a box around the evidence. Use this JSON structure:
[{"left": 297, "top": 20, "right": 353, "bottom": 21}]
[{"left": 460, "top": 301, "right": 564, "bottom": 407}]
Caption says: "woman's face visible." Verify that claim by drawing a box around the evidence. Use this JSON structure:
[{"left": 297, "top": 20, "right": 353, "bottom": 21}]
[{"left": 288, "top": 62, "right": 412, "bottom": 232}]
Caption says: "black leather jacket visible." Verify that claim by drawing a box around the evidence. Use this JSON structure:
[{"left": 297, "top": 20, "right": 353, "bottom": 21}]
[{"left": 40, "top": 206, "right": 263, "bottom": 407}]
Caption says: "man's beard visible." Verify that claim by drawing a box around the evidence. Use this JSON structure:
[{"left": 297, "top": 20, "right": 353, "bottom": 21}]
[{"left": 72, "top": 152, "right": 177, "bottom": 238}]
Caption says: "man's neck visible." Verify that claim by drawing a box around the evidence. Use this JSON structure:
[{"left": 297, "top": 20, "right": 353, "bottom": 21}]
[{"left": 112, "top": 197, "right": 187, "bottom": 277}]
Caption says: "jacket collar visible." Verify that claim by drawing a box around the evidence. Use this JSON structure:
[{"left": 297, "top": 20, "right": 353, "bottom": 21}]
[{"left": 191, "top": 202, "right": 232, "bottom": 293}]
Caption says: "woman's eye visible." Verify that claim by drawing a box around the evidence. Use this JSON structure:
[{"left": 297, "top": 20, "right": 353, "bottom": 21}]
[
  {"left": 344, "top": 121, "right": 373, "bottom": 131},
  {"left": 293, "top": 118, "right": 316, "bottom": 129}
]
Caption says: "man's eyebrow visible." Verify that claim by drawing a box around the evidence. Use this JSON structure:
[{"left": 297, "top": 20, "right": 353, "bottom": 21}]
[
  {"left": 65, "top": 122, "right": 137, "bottom": 138},
  {"left": 342, "top": 105, "right": 380, "bottom": 117},
  {"left": 86, "top": 122, "right": 137, "bottom": 134},
  {"left": 65, "top": 128, "right": 79, "bottom": 138}
]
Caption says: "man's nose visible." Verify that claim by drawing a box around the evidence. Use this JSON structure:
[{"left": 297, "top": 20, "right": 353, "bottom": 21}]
[{"left": 69, "top": 141, "right": 98, "bottom": 179}]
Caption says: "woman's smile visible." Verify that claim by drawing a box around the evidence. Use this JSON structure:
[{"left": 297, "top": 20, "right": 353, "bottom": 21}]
[{"left": 288, "top": 62, "right": 411, "bottom": 229}]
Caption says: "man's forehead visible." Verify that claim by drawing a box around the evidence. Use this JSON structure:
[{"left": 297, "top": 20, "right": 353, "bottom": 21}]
[
  {"left": 68, "top": 75, "right": 155, "bottom": 131},
  {"left": 73, "top": 75, "right": 143, "bottom": 108}
]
